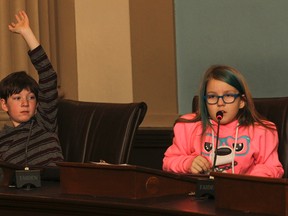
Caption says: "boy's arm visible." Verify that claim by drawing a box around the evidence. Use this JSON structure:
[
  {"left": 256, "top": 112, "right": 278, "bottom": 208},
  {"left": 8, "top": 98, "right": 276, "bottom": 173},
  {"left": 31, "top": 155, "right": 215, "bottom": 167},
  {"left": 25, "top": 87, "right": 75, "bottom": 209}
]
[
  {"left": 28, "top": 46, "right": 58, "bottom": 132},
  {"left": 8, "top": 10, "right": 39, "bottom": 50},
  {"left": 9, "top": 10, "right": 58, "bottom": 132}
]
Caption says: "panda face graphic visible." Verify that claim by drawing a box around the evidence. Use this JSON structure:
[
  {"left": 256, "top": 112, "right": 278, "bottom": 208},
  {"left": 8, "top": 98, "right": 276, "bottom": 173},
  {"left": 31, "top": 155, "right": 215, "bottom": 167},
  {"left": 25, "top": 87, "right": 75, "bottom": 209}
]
[{"left": 202, "top": 133, "right": 250, "bottom": 171}]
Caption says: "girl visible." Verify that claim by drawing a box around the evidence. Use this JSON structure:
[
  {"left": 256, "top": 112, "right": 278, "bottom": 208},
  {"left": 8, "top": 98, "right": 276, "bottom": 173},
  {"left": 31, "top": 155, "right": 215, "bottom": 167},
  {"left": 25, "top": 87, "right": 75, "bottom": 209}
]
[{"left": 163, "top": 65, "right": 284, "bottom": 178}]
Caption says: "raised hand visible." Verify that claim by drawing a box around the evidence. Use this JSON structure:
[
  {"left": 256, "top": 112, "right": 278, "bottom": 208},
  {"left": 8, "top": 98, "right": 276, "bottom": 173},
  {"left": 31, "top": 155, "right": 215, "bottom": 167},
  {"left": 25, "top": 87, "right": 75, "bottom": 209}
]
[
  {"left": 8, "top": 10, "right": 39, "bottom": 50},
  {"left": 8, "top": 10, "right": 30, "bottom": 34}
]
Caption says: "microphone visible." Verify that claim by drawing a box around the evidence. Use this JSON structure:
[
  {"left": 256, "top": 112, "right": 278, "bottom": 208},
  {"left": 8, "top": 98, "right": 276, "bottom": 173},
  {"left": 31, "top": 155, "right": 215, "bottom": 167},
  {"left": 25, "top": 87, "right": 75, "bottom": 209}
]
[
  {"left": 216, "top": 111, "right": 223, "bottom": 121},
  {"left": 212, "top": 111, "right": 223, "bottom": 172}
]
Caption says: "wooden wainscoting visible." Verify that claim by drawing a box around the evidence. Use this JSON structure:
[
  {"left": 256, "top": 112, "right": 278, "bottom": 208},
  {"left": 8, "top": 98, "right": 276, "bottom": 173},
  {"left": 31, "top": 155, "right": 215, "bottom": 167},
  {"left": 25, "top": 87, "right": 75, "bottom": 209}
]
[{"left": 129, "top": 127, "right": 174, "bottom": 170}]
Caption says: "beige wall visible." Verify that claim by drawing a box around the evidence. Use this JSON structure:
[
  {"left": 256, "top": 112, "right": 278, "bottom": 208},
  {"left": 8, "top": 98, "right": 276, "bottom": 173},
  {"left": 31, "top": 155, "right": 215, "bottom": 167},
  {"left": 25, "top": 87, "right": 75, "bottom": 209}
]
[
  {"left": 129, "top": 0, "right": 178, "bottom": 127},
  {"left": 56, "top": 0, "right": 78, "bottom": 100},
  {"left": 57, "top": 0, "right": 178, "bottom": 127},
  {"left": 74, "top": 0, "right": 133, "bottom": 103},
  {"left": 0, "top": 0, "right": 178, "bottom": 128}
]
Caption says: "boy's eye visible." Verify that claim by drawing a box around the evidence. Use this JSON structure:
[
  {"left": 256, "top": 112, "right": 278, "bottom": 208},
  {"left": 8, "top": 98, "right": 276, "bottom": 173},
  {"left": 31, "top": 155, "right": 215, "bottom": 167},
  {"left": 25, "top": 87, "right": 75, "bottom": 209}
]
[
  {"left": 11, "top": 95, "right": 36, "bottom": 101},
  {"left": 12, "top": 96, "right": 22, "bottom": 101},
  {"left": 27, "top": 95, "right": 36, "bottom": 100}
]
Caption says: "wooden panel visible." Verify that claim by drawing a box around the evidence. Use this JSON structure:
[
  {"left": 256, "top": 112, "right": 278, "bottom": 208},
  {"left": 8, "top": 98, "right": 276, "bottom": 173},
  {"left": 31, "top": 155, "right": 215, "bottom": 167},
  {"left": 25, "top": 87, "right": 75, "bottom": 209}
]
[
  {"left": 212, "top": 172, "right": 288, "bottom": 216},
  {"left": 130, "top": 127, "right": 173, "bottom": 170},
  {"left": 58, "top": 162, "right": 199, "bottom": 199}
]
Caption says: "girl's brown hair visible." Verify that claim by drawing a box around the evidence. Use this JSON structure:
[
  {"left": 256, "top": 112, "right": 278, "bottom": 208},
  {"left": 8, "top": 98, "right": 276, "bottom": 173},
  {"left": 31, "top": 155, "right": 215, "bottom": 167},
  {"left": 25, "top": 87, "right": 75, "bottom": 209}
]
[{"left": 176, "top": 65, "right": 275, "bottom": 134}]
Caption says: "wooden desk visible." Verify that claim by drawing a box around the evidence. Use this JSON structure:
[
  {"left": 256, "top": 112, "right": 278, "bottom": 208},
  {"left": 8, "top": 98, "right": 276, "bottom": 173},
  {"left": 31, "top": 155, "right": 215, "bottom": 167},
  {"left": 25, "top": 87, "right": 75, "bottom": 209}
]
[
  {"left": 0, "top": 162, "right": 284, "bottom": 216},
  {"left": 212, "top": 172, "right": 288, "bottom": 216},
  {"left": 0, "top": 181, "right": 267, "bottom": 216}
]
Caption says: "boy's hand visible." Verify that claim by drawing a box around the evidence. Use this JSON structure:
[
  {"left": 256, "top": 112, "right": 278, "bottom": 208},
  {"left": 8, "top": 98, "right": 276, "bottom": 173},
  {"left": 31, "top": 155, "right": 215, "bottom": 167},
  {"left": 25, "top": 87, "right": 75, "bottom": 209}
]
[
  {"left": 8, "top": 10, "right": 30, "bottom": 34},
  {"left": 8, "top": 10, "right": 39, "bottom": 50}
]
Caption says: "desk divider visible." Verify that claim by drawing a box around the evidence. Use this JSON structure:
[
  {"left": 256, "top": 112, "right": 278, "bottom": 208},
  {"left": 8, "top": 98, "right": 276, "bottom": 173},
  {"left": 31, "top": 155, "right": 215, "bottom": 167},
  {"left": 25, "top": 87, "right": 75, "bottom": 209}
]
[{"left": 212, "top": 172, "right": 288, "bottom": 216}]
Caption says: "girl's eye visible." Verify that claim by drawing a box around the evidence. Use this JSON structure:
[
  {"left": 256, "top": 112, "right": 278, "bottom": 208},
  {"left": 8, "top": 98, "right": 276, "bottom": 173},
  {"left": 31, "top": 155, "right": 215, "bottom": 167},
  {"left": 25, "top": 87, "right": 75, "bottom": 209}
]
[
  {"left": 224, "top": 94, "right": 234, "bottom": 98},
  {"left": 207, "top": 95, "right": 216, "bottom": 99}
]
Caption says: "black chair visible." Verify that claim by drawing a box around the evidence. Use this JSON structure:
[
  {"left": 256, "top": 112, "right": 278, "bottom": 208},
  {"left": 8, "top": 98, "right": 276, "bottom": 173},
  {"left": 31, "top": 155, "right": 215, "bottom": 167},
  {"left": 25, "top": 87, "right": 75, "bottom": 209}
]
[
  {"left": 192, "top": 96, "right": 288, "bottom": 178},
  {"left": 57, "top": 99, "right": 147, "bottom": 164}
]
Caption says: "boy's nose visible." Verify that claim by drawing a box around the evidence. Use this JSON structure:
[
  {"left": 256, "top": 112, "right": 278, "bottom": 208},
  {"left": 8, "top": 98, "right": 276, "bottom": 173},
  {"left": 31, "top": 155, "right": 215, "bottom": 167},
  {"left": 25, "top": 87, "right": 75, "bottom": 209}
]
[{"left": 21, "top": 99, "right": 29, "bottom": 106}]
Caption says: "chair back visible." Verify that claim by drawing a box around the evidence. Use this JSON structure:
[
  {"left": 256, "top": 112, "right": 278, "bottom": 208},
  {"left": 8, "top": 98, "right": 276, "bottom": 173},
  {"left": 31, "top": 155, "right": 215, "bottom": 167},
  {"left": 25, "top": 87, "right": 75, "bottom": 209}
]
[
  {"left": 57, "top": 99, "right": 147, "bottom": 164},
  {"left": 192, "top": 96, "right": 288, "bottom": 178}
]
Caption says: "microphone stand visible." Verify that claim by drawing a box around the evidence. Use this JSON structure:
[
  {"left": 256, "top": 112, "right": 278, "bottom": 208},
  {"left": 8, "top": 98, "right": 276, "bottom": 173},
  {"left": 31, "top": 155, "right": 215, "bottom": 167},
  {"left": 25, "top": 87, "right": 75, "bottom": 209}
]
[
  {"left": 195, "top": 111, "right": 223, "bottom": 199},
  {"left": 15, "top": 119, "right": 41, "bottom": 189},
  {"left": 212, "top": 117, "right": 221, "bottom": 172}
]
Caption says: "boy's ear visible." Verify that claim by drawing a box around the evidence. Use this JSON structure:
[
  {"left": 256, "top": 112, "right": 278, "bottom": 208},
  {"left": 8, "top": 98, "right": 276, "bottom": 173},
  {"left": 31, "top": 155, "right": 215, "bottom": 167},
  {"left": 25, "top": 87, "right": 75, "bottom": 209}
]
[{"left": 0, "top": 99, "right": 8, "bottom": 112}]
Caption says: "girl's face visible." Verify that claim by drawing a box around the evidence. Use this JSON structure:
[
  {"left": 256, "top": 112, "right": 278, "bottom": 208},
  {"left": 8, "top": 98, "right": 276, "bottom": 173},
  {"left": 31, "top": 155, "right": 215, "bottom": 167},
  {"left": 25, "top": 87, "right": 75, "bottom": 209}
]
[{"left": 205, "top": 79, "right": 245, "bottom": 124}]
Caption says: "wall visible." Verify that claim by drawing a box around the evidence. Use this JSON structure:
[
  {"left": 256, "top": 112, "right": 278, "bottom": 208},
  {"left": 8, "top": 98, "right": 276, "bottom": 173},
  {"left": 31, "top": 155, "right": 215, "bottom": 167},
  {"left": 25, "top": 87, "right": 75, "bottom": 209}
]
[
  {"left": 3, "top": 1, "right": 288, "bottom": 128},
  {"left": 74, "top": 0, "right": 133, "bottom": 103},
  {"left": 129, "top": 0, "right": 178, "bottom": 127},
  {"left": 175, "top": 0, "right": 288, "bottom": 114},
  {"left": 57, "top": 0, "right": 178, "bottom": 127},
  {"left": 55, "top": 0, "right": 78, "bottom": 100}
]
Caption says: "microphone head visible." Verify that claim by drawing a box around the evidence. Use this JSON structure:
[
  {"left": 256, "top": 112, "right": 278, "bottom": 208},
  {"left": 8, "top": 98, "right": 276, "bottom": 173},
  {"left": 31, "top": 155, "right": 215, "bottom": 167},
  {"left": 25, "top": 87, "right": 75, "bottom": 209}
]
[{"left": 216, "top": 111, "right": 223, "bottom": 120}]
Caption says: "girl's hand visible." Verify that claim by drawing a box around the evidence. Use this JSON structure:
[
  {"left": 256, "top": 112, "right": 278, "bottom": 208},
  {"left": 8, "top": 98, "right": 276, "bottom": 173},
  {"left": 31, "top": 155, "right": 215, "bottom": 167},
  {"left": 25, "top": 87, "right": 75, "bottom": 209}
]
[
  {"left": 8, "top": 10, "right": 30, "bottom": 34},
  {"left": 190, "top": 155, "right": 211, "bottom": 174}
]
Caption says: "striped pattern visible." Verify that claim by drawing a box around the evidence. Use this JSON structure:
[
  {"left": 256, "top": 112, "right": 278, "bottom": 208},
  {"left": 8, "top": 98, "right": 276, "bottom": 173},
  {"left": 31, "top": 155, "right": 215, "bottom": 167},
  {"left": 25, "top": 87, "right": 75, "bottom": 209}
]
[{"left": 0, "top": 46, "right": 64, "bottom": 166}]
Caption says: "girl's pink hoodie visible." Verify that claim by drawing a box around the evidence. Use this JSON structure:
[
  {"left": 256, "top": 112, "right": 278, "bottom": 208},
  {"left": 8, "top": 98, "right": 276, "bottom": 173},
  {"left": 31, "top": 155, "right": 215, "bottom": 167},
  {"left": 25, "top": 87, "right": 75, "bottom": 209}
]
[{"left": 163, "top": 113, "right": 284, "bottom": 178}]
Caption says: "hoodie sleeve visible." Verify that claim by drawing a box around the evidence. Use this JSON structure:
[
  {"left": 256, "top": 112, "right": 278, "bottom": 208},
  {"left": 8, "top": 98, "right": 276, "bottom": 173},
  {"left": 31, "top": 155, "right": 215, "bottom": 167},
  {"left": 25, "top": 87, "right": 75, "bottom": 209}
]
[
  {"left": 162, "top": 114, "right": 203, "bottom": 173},
  {"left": 28, "top": 45, "right": 58, "bottom": 132},
  {"left": 248, "top": 123, "right": 284, "bottom": 178}
]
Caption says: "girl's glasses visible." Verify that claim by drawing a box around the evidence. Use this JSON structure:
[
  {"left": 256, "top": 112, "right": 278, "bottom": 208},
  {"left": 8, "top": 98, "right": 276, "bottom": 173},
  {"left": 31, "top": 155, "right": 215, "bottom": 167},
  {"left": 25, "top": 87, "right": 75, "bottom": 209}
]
[{"left": 204, "top": 93, "right": 240, "bottom": 105}]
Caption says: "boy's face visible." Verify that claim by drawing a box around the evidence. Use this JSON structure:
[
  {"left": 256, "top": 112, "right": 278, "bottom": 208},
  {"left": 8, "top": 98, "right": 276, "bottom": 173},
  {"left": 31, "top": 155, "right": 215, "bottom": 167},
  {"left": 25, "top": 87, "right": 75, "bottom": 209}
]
[{"left": 0, "top": 89, "right": 37, "bottom": 127}]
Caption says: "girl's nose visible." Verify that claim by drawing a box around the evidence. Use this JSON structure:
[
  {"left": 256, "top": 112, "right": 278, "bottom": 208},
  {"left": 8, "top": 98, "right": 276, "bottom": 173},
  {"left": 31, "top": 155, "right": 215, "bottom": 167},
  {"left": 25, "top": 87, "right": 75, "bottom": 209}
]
[{"left": 217, "top": 97, "right": 225, "bottom": 106}]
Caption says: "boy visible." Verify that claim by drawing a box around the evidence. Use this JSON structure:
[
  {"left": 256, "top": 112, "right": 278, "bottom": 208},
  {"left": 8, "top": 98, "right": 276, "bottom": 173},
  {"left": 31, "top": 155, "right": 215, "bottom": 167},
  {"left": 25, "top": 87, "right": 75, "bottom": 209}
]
[{"left": 0, "top": 11, "right": 63, "bottom": 166}]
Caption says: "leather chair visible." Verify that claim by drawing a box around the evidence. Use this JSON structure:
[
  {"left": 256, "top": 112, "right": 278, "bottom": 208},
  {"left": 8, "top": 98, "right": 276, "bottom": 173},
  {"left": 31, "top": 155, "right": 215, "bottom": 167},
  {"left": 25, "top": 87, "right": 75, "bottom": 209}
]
[
  {"left": 192, "top": 96, "right": 288, "bottom": 178},
  {"left": 57, "top": 99, "right": 147, "bottom": 164}
]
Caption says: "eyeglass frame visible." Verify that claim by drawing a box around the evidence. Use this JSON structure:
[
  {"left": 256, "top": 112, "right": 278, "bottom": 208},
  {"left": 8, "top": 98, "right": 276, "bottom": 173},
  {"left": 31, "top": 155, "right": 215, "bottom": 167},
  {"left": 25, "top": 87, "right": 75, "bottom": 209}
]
[{"left": 204, "top": 93, "right": 241, "bottom": 105}]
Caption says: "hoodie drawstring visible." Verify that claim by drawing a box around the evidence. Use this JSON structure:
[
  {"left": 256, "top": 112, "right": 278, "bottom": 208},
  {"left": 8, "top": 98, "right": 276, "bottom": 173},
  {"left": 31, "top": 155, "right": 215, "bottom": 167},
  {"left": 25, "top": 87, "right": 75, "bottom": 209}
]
[{"left": 211, "top": 123, "right": 239, "bottom": 174}]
